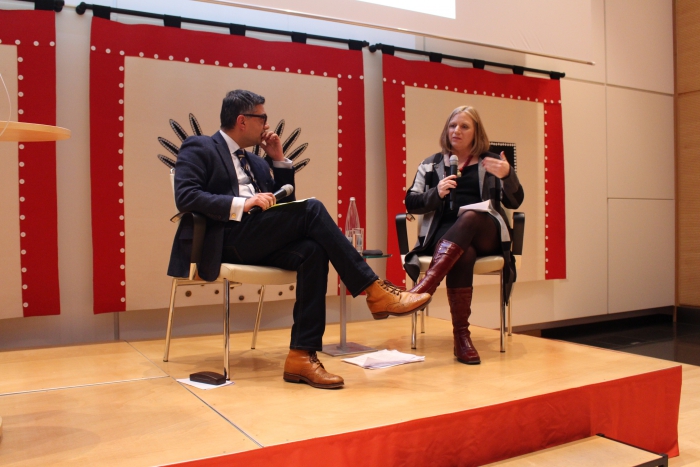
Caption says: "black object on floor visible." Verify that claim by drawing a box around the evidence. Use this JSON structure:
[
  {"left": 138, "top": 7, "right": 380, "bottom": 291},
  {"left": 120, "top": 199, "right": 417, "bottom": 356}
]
[
  {"left": 542, "top": 314, "right": 700, "bottom": 366},
  {"left": 190, "top": 371, "right": 226, "bottom": 385}
]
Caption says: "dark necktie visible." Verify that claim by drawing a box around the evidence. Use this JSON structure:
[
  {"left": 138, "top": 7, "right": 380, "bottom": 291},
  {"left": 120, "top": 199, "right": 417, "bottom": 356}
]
[{"left": 235, "top": 148, "right": 261, "bottom": 193}]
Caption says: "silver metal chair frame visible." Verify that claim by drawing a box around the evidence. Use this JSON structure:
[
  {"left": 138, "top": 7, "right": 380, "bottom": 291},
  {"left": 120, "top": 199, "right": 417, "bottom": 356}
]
[
  {"left": 164, "top": 172, "right": 293, "bottom": 380},
  {"left": 408, "top": 266, "right": 513, "bottom": 351},
  {"left": 162, "top": 276, "right": 270, "bottom": 380},
  {"left": 396, "top": 212, "right": 524, "bottom": 352}
]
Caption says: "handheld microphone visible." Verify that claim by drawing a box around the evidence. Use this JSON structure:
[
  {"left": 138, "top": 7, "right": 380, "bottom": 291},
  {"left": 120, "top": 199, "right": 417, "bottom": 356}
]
[
  {"left": 449, "top": 155, "right": 459, "bottom": 210},
  {"left": 248, "top": 184, "right": 294, "bottom": 214}
]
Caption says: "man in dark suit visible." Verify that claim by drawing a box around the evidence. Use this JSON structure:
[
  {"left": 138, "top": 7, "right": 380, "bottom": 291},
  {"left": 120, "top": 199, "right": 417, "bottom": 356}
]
[{"left": 168, "top": 90, "right": 431, "bottom": 389}]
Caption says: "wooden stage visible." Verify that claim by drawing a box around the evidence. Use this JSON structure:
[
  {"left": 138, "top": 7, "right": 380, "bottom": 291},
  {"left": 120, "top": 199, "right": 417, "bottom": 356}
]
[{"left": 0, "top": 317, "right": 682, "bottom": 466}]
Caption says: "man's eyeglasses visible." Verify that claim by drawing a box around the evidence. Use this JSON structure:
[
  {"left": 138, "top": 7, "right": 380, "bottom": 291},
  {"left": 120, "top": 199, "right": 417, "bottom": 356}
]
[{"left": 241, "top": 113, "right": 268, "bottom": 124}]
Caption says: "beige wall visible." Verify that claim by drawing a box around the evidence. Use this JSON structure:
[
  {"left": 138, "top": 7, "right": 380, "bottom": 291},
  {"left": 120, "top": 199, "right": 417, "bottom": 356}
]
[
  {"left": 420, "top": 0, "right": 675, "bottom": 329},
  {"left": 0, "top": 0, "right": 676, "bottom": 348}
]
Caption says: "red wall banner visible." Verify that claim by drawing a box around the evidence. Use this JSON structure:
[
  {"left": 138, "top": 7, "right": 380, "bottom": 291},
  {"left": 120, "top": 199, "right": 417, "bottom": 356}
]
[
  {"left": 382, "top": 54, "right": 565, "bottom": 285},
  {"left": 89, "top": 18, "right": 366, "bottom": 314},
  {"left": 0, "top": 10, "right": 60, "bottom": 318}
]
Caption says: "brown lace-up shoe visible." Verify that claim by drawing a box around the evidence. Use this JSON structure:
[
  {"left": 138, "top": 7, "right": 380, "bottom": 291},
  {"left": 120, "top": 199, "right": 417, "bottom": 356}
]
[
  {"left": 283, "top": 350, "right": 344, "bottom": 389},
  {"left": 365, "top": 279, "right": 432, "bottom": 320}
]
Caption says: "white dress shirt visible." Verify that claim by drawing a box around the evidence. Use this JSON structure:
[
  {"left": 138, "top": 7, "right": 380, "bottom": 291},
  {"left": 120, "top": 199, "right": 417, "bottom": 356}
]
[{"left": 218, "top": 130, "right": 293, "bottom": 221}]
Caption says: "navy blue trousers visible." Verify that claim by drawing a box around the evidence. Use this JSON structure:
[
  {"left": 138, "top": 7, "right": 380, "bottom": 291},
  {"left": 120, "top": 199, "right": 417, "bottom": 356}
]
[{"left": 222, "top": 199, "right": 377, "bottom": 351}]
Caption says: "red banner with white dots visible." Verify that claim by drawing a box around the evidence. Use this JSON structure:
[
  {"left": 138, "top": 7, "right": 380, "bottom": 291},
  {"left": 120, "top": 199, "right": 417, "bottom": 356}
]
[
  {"left": 382, "top": 54, "right": 565, "bottom": 286},
  {"left": 0, "top": 10, "right": 60, "bottom": 319},
  {"left": 89, "top": 17, "right": 365, "bottom": 314}
]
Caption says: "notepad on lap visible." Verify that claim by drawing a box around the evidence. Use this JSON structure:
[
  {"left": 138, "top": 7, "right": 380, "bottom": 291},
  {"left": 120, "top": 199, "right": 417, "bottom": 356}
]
[{"left": 457, "top": 200, "right": 491, "bottom": 215}]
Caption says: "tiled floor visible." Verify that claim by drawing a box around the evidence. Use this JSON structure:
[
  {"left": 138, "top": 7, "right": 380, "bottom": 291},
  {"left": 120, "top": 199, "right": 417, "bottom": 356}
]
[{"left": 541, "top": 314, "right": 700, "bottom": 366}]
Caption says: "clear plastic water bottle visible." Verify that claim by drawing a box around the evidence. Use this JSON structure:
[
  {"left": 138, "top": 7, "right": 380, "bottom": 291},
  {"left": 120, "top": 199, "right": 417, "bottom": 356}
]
[{"left": 345, "top": 197, "right": 362, "bottom": 253}]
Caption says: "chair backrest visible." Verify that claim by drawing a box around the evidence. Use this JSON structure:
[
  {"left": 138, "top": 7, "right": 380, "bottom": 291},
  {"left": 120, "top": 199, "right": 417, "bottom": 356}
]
[
  {"left": 511, "top": 212, "right": 525, "bottom": 255},
  {"left": 167, "top": 169, "right": 201, "bottom": 280}
]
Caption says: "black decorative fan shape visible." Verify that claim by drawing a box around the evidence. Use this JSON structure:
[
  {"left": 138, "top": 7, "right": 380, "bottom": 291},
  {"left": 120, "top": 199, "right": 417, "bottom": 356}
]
[{"left": 157, "top": 114, "right": 310, "bottom": 173}]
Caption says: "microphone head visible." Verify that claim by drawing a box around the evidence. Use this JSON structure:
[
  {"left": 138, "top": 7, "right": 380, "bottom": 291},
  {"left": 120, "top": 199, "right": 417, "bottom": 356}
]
[
  {"left": 280, "top": 184, "right": 294, "bottom": 196},
  {"left": 449, "top": 155, "right": 459, "bottom": 166}
]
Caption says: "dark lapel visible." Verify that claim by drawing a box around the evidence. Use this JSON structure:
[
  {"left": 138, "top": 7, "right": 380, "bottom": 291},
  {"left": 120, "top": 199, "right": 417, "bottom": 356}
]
[{"left": 212, "top": 131, "right": 239, "bottom": 197}]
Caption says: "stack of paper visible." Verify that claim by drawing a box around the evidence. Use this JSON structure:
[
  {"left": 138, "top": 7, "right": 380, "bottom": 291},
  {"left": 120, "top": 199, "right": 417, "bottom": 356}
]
[
  {"left": 343, "top": 349, "right": 425, "bottom": 369},
  {"left": 457, "top": 200, "right": 491, "bottom": 215}
]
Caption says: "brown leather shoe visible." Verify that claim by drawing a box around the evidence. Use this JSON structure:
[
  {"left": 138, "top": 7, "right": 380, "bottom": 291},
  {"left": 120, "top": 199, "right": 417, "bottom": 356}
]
[
  {"left": 365, "top": 279, "right": 432, "bottom": 320},
  {"left": 283, "top": 350, "right": 344, "bottom": 389},
  {"left": 409, "top": 239, "right": 464, "bottom": 295},
  {"left": 448, "top": 287, "right": 481, "bottom": 365}
]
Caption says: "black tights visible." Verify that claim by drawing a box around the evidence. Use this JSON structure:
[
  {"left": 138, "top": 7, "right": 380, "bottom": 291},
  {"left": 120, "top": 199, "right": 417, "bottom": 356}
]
[{"left": 432, "top": 211, "right": 500, "bottom": 288}]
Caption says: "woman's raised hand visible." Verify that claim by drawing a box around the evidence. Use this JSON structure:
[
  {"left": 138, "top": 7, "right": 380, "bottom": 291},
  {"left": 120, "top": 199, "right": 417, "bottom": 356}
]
[
  {"left": 482, "top": 151, "right": 511, "bottom": 179},
  {"left": 438, "top": 174, "right": 457, "bottom": 198}
]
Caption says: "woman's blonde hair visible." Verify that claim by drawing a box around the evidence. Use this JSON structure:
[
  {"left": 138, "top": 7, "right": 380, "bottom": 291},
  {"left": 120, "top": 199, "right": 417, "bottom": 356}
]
[{"left": 439, "top": 106, "right": 490, "bottom": 156}]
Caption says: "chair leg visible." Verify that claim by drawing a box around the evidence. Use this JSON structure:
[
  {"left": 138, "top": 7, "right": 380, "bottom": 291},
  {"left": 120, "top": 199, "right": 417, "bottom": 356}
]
[
  {"left": 507, "top": 284, "right": 514, "bottom": 336},
  {"left": 409, "top": 274, "right": 425, "bottom": 348},
  {"left": 223, "top": 279, "right": 231, "bottom": 381},
  {"left": 499, "top": 270, "right": 506, "bottom": 353},
  {"left": 163, "top": 278, "right": 179, "bottom": 362},
  {"left": 251, "top": 285, "right": 265, "bottom": 349},
  {"left": 411, "top": 311, "right": 417, "bottom": 349}
]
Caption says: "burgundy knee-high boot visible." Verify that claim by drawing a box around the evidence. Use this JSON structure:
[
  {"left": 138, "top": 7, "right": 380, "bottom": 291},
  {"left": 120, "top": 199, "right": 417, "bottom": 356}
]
[
  {"left": 447, "top": 287, "right": 481, "bottom": 365},
  {"left": 408, "top": 240, "right": 464, "bottom": 295}
]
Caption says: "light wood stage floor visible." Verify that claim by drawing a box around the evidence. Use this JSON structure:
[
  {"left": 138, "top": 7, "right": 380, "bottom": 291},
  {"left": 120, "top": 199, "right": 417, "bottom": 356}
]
[{"left": 0, "top": 317, "right": 690, "bottom": 466}]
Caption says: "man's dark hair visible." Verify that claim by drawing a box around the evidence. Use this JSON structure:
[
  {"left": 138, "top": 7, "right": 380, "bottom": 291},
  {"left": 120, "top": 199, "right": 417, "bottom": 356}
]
[{"left": 220, "top": 90, "right": 265, "bottom": 130}]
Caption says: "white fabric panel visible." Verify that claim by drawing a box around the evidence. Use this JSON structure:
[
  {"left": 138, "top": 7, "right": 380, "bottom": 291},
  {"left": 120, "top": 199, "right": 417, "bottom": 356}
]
[
  {"left": 551, "top": 80, "right": 608, "bottom": 320},
  {"left": 0, "top": 44, "right": 24, "bottom": 320},
  {"left": 607, "top": 87, "right": 674, "bottom": 200},
  {"left": 194, "top": 0, "right": 593, "bottom": 63},
  {"left": 403, "top": 87, "right": 546, "bottom": 284},
  {"left": 605, "top": 0, "right": 674, "bottom": 94},
  {"left": 123, "top": 57, "right": 338, "bottom": 311},
  {"left": 608, "top": 199, "right": 674, "bottom": 313}
]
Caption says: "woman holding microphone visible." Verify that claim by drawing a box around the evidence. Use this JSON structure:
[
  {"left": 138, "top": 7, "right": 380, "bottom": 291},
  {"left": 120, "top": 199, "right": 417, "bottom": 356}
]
[{"left": 404, "top": 106, "right": 524, "bottom": 365}]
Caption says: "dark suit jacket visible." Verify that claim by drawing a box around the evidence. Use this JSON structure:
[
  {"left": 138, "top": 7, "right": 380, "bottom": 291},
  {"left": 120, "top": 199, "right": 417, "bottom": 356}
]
[{"left": 167, "top": 131, "right": 295, "bottom": 281}]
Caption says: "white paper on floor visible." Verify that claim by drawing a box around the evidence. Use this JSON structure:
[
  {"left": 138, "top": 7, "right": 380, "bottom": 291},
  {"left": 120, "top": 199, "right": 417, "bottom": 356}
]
[
  {"left": 177, "top": 378, "right": 235, "bottom": 390},
  {"left": 342, "top": 349, "right": 425, "bottom": 369}
]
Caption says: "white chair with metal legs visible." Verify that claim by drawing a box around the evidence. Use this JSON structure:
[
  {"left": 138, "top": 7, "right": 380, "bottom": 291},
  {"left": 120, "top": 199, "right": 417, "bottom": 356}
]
[
  {"left": 395, "top": 212, "right": 525, "bottom": 351},
  {"left": 163, "top": 172, "right": 296, "bottom": 380}
]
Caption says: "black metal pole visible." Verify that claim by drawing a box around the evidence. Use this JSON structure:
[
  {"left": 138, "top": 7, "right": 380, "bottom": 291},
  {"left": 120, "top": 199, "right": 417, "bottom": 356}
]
[
  {"left": 370, "top": 43, "right": 565, "bottom": 79},
  {"left": 12, "top": 0, "right": 64, "bottom": 12}
]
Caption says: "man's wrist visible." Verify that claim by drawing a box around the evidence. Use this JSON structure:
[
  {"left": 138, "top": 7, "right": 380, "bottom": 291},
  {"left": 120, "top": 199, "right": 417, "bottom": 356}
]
[
  {"left": 231, "top": 197, "right": 246, "bottom": 220},
  {"left": 272, "top": 158, "right": 293, "bottom": 169}
]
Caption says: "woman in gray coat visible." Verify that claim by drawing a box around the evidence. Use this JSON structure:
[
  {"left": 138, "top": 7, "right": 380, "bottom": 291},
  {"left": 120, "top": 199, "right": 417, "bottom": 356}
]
[{"left": 404, "top": 106, "right": 524, "bottom": 364}]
